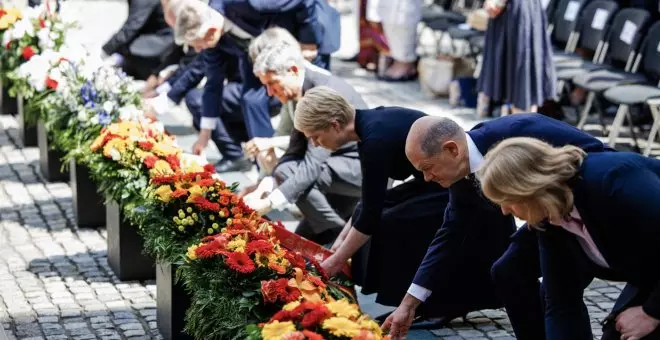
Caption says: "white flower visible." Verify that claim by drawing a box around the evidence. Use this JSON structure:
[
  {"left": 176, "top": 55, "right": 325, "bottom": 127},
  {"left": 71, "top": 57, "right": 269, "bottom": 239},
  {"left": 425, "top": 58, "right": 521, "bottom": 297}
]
[
  {"left": 109, "top": 148, "right": 121, "bottom": 161},
  {"left": 102, "top": 101, "right": 115, "bottom": 113},
  {"left": 10, "top": 18, "right": 35, "bottom": 40},
  {"left": 77, "top": 109, "right": 88, "bottom": 122},
  {"left": 118, "top": 104, "right": 141, "bottom": 121},
  {"left": 90, "top": 115, "right": 99, "bottom": 125}
]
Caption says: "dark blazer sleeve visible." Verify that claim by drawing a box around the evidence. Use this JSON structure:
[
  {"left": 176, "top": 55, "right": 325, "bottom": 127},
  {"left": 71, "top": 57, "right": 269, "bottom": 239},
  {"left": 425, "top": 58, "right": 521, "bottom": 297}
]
[
  {"left": 102, "top": 0, "right": 159, "bottom": 55},
  {"left": 277, "top": 141, "right": 332, "bottom": 202},
  {"left": 201, "top": 47, "right": 228, "bottom": 120},
  {"left": 351, "top": 140, "right": 391, "bottom": 235},
  {"left": 603, "top": 164, "right": 660, "bottom": 320},
  {"left": 411, "top": 199, "right": 465, "bottom": 289},
  {"left": 248, "top": 0, "right": 323, "bottom": 46},
  {"left": 166, "top": 54, "right": 206, "bottom": 104}
]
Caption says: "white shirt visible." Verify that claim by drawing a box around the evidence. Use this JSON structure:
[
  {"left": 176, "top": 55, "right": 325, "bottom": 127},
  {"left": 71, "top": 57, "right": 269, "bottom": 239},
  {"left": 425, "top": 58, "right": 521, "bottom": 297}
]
[{"left": 407, "top": 133, "right": 484, "bottom": 302}]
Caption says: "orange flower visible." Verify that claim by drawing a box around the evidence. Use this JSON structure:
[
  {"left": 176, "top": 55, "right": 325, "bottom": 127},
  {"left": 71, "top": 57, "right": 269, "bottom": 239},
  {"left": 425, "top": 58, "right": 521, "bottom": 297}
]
[
  {"left": 302, "top": 330, "right": 324, "bottom": 340},
  {"left": 288, "top": 268, "right": 322, "bottom": 303}
]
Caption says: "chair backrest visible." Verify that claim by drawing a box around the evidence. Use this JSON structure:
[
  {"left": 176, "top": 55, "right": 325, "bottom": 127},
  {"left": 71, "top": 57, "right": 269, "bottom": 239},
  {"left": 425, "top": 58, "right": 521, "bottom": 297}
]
[
  {"left": 602, "top": 8, "right": 651, "bottom": 66},
  {"left": 635, "top": 21, "right": 660, "bottom": 81},
  {"left": 542, "top": 0, "right": 558, "bottom": 20},
  {"left": 574, "top": 0, "right": 619, "bottom": 52},
  {"left": 552, "top": 0, "right": 590, "bottom": 46}
]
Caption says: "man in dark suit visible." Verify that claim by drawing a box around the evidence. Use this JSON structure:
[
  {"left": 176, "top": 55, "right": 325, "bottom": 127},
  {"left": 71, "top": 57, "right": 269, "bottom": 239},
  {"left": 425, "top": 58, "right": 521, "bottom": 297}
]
[
  {"left": 293, "top": 88, "right": 452, "bottom": 317},
  {"left": 102, "top": 0, "right": 174, "bottom": 80},
  {"left": 382, "top": 114, "right": 613, "bottom": 339},
  {"left": 242, "top": 39, "right": 364, "bottom": 245},
  {"left": 161, "top": 0, "right": 338, "bottom": 172}
]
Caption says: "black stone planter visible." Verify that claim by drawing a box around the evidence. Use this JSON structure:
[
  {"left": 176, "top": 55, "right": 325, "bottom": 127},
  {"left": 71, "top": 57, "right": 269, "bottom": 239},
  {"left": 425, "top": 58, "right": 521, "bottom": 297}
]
[
  {"left": 37, "top": 120, "right": 69, "bottom": 182},
  {"left": 0, "top": 79, "right": 18, "bottom": 116},
  {"left": 157, "top": 262, "right": 193, "bottom": 340},
  {"left": 17, "top": 95, "right": 37, "bottom": 147},
  {"left": 70, "top": 158, "right": 106, "bottom": 228},
  {"left": 107, "top": 201, "right": 155, "bottom": 281}
]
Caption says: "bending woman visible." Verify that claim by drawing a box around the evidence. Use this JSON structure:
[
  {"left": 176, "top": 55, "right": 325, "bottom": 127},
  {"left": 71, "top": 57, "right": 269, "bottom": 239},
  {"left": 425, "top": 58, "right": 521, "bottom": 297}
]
[{"left": 477, "top": 137, "right": 660, "bottom": 340}]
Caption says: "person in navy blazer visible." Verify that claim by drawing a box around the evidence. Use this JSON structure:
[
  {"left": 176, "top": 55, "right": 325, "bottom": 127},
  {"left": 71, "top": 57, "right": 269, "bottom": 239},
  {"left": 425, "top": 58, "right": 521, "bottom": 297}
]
[
  {"left": 477, "top": 137, "right": 660, "bottom": 340},
  {"left": 162, "top": 0, "right": 335, "bottom": 169},
  {"left": 387, "top": 113, "right": 613, "bottom": 340}
]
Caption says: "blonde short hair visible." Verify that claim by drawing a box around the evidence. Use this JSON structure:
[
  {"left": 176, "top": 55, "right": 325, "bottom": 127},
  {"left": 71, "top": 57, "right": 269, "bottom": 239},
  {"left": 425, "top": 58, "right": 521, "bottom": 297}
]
[
  {"left": 294, "top": 86, "right": 354, "bottom": 132},
  {"left": 476, "top": 137, "right": 586, "bottom": 225},
  {"left": 173, "top": 0, "right": 223, "bottom": 45}
]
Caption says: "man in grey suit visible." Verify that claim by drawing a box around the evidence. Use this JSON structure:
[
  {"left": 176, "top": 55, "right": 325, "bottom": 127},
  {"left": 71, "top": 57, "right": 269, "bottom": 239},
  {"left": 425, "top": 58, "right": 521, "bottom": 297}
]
[{"left": 243, "top": 40, "right": 365, "bottom": 245}]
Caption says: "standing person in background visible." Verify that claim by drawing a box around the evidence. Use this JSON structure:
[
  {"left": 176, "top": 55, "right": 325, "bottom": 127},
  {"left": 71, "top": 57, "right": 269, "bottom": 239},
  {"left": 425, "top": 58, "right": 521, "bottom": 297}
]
[
  {"left": 343, "top": 0, "right": 391, "bottom": 72},
  {"left": 377, "top": 0, "right": 421, "bottom": 81},
  {"left": 477, "top": 0, "right": 556, "bottom": 114}
]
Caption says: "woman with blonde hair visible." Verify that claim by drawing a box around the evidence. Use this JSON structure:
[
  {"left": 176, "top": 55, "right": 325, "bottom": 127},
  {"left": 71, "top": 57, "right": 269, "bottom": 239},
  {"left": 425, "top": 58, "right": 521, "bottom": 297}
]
[{"left": 477, "top": 137, "right": 660, "bottom": 340}]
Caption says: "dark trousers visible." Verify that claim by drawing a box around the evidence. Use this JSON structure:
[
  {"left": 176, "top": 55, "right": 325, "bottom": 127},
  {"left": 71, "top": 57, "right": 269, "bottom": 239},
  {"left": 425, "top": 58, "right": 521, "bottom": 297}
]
[
  {"left": 121, "top": 54, "right": 162, "bottom": 81},
  {"left": 273, "top": 158, "right": 361, "bottom": 245},
  {"left": 491, "top": 227, "right": 545, "bottom": 340},
  {"left": 185, "top": 85, "right": 247, "bottom": 160},
  {"left": 539, "top": 227, "right": 660, "bottom": 340}
]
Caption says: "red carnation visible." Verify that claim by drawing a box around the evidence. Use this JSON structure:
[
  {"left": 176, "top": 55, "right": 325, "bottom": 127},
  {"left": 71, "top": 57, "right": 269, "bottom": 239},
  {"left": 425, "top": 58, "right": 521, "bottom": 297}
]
[
  {"left": 171, "top": 189, "right": 187, "bottom": 198},
  {"left": 261, "top": 279, "right": 289, "bottom": 303},
  {"left": 195, "top": 241, "right": 227, "bottom": 259},
  {"left": 22, "top": 46, "right": 35, "bottom": 60},
  {"left": 193, "top": 196, "right": 221, "bottom": 212},
  {"left": 196, "top": 178, "right": 214, "bottom": 187},
  {"left": 306, "top": 274, "right": 326, "bottom": 289},
  {"left": 39, "top": 18, "right": 45, "bottom": 28},
  {"left": 0, "top": 9, "right": 7, "bottom": 17},
  {"left": 166, "top": 154, "right": 180, "bottom": 170},
  {"left": 5, "top": 41, "right": 11, "bottom": 49},
  {"left": 138, "top": 141, "right": 153, "bottom": 151},
  {"left": 300, "top": 305, "right": 332, "bottom": 328},
  {"left": 143, "top": 155, "right": 159, "bottom": 169},
  {"left": 224, "top": 252, "right": 256, "bottom": 274},
  {"left": 284, "top": 251, "right": 306, "bottom": 270},
  {"left": 246, "top": 240, "right": 273, "bottom": 255},
  {"left": 203, "top": 163, "right": 216, "bottom": 173},
  {"left": 45, "top": 77, "right": 58, "bottom": 90},
  {"left": 302, "top": 331, "right": 324, "bottom": 340}
]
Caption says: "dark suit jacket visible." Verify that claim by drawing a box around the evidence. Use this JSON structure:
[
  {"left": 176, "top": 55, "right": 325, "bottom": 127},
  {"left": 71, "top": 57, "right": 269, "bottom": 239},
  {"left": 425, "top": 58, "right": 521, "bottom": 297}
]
[
  {"left": 568, "top": 152, "right": 660, "bottom": 319},
  {"left": 351, "top": 107, "right": 431, "bottom": 235},
  {"left": 275, "top": 65, "right": 366, "bottom": 202},
  {"left": 102, "top": 0, "right": 172, "bottom": 58},
  {"left": 412, "top": 113, "right": 613, "bottom": 291}
]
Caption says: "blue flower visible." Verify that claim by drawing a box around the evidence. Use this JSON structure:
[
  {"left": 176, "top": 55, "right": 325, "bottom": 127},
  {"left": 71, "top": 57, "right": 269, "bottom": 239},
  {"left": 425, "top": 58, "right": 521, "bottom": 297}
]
[
  {"left": 80, "top": 81, "right": 97, "bottom": 104},
  {"left": 97, "top": 110, "right": 111, "bottom": 126}
]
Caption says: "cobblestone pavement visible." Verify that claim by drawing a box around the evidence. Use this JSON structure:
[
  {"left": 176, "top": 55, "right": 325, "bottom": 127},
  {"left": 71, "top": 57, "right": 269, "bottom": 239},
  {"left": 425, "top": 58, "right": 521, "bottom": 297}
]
[{"left": 0, "top": 0, "right": 639, "bottom": 339}]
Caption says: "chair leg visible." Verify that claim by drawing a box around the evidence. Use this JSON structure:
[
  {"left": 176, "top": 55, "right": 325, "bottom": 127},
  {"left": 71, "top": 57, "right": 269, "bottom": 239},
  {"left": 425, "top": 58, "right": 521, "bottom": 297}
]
[
  {"left": 645, "top": 104, "right": 660, "bottom": 156},
  {"left": 577, "top": 92, "right": 596, "bottom": 129},
  {"left": 608, "top": 104, "right": 629, "bottom": 148},
  {"left": 624, "top": 110, "right": 641, "bottom": 153}
]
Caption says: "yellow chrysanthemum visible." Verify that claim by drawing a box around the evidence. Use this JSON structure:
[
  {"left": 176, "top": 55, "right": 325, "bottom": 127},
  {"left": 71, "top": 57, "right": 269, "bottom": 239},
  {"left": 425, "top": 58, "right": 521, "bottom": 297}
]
[
  {"left": 151, "top": 142, "right": 179, "bottom": 157},
  {"left": 261, "top": 321, "right": 296, "bottom": 340},
  {"left": 321, "top": 317, "right": 362, "bottom": 338},
  {"left": 186, "top": 244, "right": 199, "bottom": 260},
  {"left": 227, "top": 238, "right": 246, "bottom": 253},
  {"left": 149, "top": 160, "right": 174, "bottom": 176},
  {"left": 282, "top": 301, "right": 300, "bottom": 311},
  {"left": 185, "top": 185, "right": 206, "bottom": 203},
  {"left": 154, "top": 185, "right": 173, "bottom": 203},
  {"left": 103, "top": 138, "right": 128, "bottom": 161},
  {"left": 326, "top": 299, "right": 361, "bottom": 319},
  {"left": 358, "top": 316, "right": 383, "bottom": 337}
]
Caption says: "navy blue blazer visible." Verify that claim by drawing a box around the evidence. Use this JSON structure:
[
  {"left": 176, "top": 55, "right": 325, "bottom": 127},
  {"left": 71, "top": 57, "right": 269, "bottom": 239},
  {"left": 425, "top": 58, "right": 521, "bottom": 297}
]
[
  {"left": 568, "top": 152, "right": 660, "bottom": 319},
  {"left": 412, "top": 114, "right": 613, "bottom": 291},
  {"left": 351, "top": 107, "right": 430, "bottom": 235}
]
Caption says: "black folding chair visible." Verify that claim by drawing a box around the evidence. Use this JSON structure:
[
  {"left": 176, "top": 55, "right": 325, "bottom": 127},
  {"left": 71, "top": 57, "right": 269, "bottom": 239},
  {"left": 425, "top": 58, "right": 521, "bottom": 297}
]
[{"left": 601, "top": 21, "right": 660, "bottom": 152}]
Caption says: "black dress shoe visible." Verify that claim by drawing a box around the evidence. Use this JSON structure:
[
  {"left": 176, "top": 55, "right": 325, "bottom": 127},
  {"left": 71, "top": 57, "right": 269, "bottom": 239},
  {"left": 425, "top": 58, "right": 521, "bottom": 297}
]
[
  {"left": 409, "top": 313, "right": 467, "bottom": 330},
  {"left": 339, "top": 54, "right": 358, "bottom": 62},
  {"left": 215, "top": 158, "right": 253, "bottom": 173}
]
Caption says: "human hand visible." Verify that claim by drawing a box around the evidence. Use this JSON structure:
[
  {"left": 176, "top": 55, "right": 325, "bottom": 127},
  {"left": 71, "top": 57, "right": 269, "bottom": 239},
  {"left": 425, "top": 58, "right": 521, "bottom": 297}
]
[
  {"left": 616, "top": 306, "right": 660, "bottom": 340},
  {"left": 245, "top": 137, "right": 274, "bottom": 158},
  {"left": 381, "top": 296, "right": 420, "bottom": 340},
  {"left": 192, "top": 133, "right": 210, "bottom": 155},
  {"left": 300, "top": 43, "right": 318, "bottom": 61},
  {"left": 244, "top": 196, "right": 272, "bottom": 215},
  {"left": 320, "top": 253, "right": 347, "bottom": 277},
  {"left": 484, "top": 0, "right": 505, "bottom": 18},
  {"left": 143, "top": 75, "right": 160, "bottom": 93},
  {"left": 238, "top": 184, "right": 258, "bottom": 198}
]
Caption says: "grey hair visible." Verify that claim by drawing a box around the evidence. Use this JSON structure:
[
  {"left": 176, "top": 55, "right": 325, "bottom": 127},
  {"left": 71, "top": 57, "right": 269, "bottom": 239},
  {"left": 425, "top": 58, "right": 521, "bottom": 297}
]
[
  {"left": 173, "top": 0, "right": 223, "bottom": 45},
  {"left": 420, "top": 118, "right": 463, "bottom": 156},
  {"left": 248, "top": 27, "right": 300, "bottom": 62},
  {"left": 252, "top": 42, "right": 304, "bottom": 76}
]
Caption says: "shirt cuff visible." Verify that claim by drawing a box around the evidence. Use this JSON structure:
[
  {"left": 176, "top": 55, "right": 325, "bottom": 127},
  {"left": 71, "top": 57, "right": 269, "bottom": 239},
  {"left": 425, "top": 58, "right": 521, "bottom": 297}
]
[
  {"left": 268, "top": 188, "right": 289, "bottom": 210},
  {"left": 152, "top": 92, "right": 176, "bottom": 115},
  {"left": 200, "top": 117, "right": 218, "bottom": 130},
  {"left": 407, "top": 283, "right": 432, "bottom": 303},
  {"left": 156, "top": 82, "right": 172, "bottom": 95}
]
